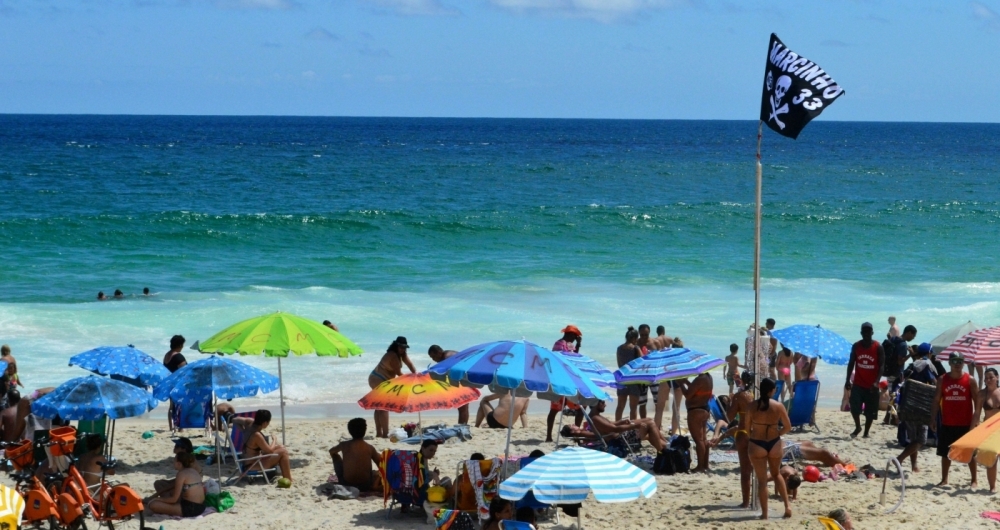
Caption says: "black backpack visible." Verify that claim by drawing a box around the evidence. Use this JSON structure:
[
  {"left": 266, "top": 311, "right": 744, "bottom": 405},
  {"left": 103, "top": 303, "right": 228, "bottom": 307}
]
[
  {"left": 653, "top": 435, "right": 692, "bottom": 475},
  {"left": 882, "top": 337, "right": 902, "bottom": 377}
]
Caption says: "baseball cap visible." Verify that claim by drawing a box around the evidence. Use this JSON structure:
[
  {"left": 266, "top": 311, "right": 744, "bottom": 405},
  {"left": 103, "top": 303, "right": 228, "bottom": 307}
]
[
  {"left": 917, "top": 342, "right": 933, "bottom": 355},
  {"left": 861, "top": 322, "right": 874, "bottom": 331},
  {"left": 948, "top": 352, "right": 965, "bottom": 363},
  {"left": 561, "top": 325, "right": 582, "bottom": 337},
  {"left": 174, "top": 437, "right": 194, "bottom": 453}
]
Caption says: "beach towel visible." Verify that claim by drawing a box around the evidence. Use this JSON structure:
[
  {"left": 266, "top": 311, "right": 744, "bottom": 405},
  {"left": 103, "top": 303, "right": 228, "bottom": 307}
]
[
  {"left": 379, "top": 450, "right": 422, "bottom": 507},
  {"left": 402, "top": 424, "right": 473, "bottom": 445},
  {"left": 434, "top": 509, "right": 476, "bottom": 530},
  {"left": 468, "top": 458, "right": 502, "bottom": 520},
  {"left": 709, "top": 451, "right": 741, "bottom": 463}
]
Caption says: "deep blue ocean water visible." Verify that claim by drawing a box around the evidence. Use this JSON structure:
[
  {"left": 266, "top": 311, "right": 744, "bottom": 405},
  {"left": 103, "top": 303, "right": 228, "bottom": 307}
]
[{"left": 1, "top": 116, "right": 998, "bottom": 406}]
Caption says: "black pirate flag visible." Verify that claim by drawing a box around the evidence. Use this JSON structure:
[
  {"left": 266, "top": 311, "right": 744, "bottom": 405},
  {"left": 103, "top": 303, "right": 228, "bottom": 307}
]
[{"left": 760, "top": 34, "right": 844, "bottom": 139}]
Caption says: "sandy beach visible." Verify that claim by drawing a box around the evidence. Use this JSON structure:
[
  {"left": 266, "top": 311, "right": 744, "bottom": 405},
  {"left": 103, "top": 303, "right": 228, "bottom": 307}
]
[{"left": 69, "top": 407, "right": 992, "bottom": 530}]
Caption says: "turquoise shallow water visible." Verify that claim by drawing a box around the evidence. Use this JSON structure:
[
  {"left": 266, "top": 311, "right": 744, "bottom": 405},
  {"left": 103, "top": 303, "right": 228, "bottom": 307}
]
[{"left": 1, "top": 116, "right": 998, "bottom": 408}]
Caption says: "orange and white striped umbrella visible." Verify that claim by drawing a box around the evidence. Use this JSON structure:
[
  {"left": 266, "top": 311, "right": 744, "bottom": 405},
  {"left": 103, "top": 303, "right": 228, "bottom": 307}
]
[
  {"left": 940, "top": 326, "right": 1000, "bottom": 366},
  {"left": 949, "top": 414, "right": 1000, "bottom": 467}
]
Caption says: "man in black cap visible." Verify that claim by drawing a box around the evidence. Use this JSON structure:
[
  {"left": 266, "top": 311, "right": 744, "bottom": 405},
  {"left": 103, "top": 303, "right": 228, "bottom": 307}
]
[
  {"left": 367, "top": 336, "right": 417, "bottom": 438},
  {"left": 846, "top": 322, "right": 884, "bottom": 438},
  {"left": 930, "top": 352, "right": 979, "bottom": 488}
]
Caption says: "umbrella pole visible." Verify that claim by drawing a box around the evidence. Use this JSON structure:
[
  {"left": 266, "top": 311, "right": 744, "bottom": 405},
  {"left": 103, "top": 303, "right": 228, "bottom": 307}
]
[
  {"left": 751, "top": 119, "right": 764, "bottom": 513},
  {"left": 418, "top": 411, "right": 422, "bottom": 439},
  {"left": 278, "top": 357, "right": 286, "bottom": 446},
  {"left": 580, "top": 407, "right": 607, "bottom": 450},
  {"left": 502, "top": 389, "right": 516, "bottom": 477},
  {"left": 554, "top": 409, "right": 565, "bottom": 448},
  {"left": 214, "top": 392, "right": 222, "bottom": 482}
]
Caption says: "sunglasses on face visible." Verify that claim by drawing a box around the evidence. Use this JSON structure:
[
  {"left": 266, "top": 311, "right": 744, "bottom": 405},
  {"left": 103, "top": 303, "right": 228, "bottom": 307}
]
[{"left": 949, "top": 359, "right": 963, "bottom": 365}]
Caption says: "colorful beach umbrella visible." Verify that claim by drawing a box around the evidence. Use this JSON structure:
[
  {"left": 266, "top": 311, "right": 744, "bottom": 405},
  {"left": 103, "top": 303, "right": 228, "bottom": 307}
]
[
  {"left": 948, "top": 413, "right": 1000, "bottom": 468},
  {"left": 198, "top": 311, "right": 364, "bottom": 444},
  {"left": 940, "top": 326, "right": 1000, "bottom": 365},
  {"left": 427, "top": 340, "right": 610, "bottom": 403},
  {"left": 500, "top": 447, "right": 656, "bottom": 529},
  {"left": 554, "top": 350, "right": 618, "bottom": 391},
  {"left": 153, "top": 355, "right": 280, "bottom": 407},
  {"left": 32, "top": 375, "right": 158, "bottom": 420},
  {"left": 428, "top": 340, "right": 610, "bottom": 470},
  {"left": 615, "top": 347, "right": 724, "bottom": 386},
  {"left": 769, "top": 324, "right": 852, "bottom": 365},
  {"left": 358, "top": 372, "right": 481, "bottom": 413},
  {"left": 929, "top": 321, "right": 982, "bottom": 355},
  {"left": 69, "top": 345, "right": 170, "bottom": 386}
]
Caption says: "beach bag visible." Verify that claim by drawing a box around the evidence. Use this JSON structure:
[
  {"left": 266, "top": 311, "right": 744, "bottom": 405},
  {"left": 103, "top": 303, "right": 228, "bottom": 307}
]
[
  {"left": 205, "top": 491, "right": 235, "bottom": 512},
  {"left": 898, "top": 380, "right": 935, "bottom": 425},
  {"left": 654, "top": 435, "right": 692, "bottom": 475}
]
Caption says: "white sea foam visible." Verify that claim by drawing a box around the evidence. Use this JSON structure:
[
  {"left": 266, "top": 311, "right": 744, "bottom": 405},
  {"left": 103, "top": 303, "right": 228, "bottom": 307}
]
[{"left": 2, "top": 277, "right": 997, "bottom": 412}]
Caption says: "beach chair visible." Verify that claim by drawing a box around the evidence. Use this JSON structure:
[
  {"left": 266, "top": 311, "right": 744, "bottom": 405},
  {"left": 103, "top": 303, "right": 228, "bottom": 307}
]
[
  {"left": 788, "top": 380, "right": 821, "bottom": 433},
  {"left": 707, "top": 397, "right": 735, "bottom": 446},
  {"left": 380, "top": 449, "right": 423, "bottom": 519},
  {"left": 219, "top": 411, "right": 256, "bottom": 465},
  {"left": 512, "top": 457, "right": 558, "bottom": 523},
  {"left": 172, "top": 400, "right": 212, "bottom": 436},
  {"left": 454, "top": 458, "right": 502, "bottom": 519},
  {"left": 817, "top": 516, "right": 845, "bottom": 530}
]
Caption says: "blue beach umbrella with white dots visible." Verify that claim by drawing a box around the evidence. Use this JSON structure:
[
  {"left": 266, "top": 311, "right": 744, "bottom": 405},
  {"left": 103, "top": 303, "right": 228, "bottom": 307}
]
[
  {"left": 69, "top": 345, "right": 170, "bottom": 386},
  {"left": 770, "top": 324, "right": 852, "bottom": 365},
  {"left": 152, "top": 355, "right": 280, "bottom": 407}
]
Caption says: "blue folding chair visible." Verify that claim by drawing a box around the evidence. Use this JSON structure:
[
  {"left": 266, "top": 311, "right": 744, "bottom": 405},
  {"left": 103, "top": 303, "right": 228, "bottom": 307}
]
[{"left": 788, "top": 380, "right": 821, "bottom": 433}]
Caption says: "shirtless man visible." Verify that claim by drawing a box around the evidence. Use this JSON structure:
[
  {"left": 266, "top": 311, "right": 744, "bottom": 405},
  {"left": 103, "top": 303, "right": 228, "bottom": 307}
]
[
  {"left": 1, "top": 390, "right": 28, "bottom": 442},
  {"left": 679, "top": 372, "right": 713, "bottom": 472},
  {"left": 783, "top": 440, "right": 847, "bottom": 467},
  {"left": 887, "top": 316, "right": 900, "bottom": 340},
  {"left": 475, "top": 393, "right": 529, "bottom": 429},
  {"left": 648, "top": 325, "right": 673, "bottom": 351},
  {"left": 329, "top": 418, "right": 381, "bottom": 492},
  {"left": 427, "top": 345, "right": 469, "bottom": 425},
  {"left": 562, "top": 400, "right": 667, "bottom": 452},
  {"left": 713, "top": 371, "right": 755, "bottom": 508}
]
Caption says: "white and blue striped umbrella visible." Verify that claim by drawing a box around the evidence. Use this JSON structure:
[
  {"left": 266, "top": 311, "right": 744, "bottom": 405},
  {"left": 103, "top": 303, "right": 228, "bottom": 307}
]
[
  {"left": 615, "top": 347, "right": 724, "bottom": 386},
  {"left": 69, "top": 345, "right": 170, "bottom": 386},
  {"left": 770, "top": 324, "right": 852, "bottom": 365},
  {"left": 32, "top": 375, "right": 158, "bottom": 420},
  {"left": 153, "top": 355, "right": 280, "bottom": 407},
  {"left": 427, "top": 340, "right": 609, "bottom": 404},
  {"left": 499, "top": 446, "right": 657, "bottom": 504},
  {"left": 555, "top": 350, "right": 618, "bottom": 391}
]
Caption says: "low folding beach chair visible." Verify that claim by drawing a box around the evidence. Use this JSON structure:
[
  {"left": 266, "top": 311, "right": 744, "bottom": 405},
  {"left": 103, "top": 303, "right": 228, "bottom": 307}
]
[
  {"left": 172, "top": 399, "right": 212, "bottom": 436},
  {"left": 223, "top": 412, "right": 278, "bottom": 485},
  {"left": 788, "top": 380, "right": 821, "bottom": 433},
  {"left": 380, "top": 449, "right": 422, "bottom": 519}
]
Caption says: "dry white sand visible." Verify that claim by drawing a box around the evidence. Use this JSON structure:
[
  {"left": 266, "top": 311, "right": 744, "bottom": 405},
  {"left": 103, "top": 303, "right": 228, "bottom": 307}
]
[{"left": 63, "top": 408, "right": 998, "bottom": 530}]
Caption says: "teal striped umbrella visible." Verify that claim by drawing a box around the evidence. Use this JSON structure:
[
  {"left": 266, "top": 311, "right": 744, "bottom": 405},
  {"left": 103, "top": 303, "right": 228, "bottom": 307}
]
[
  {"left": 614, "top": 347, "right": 724, "bottom": 386},
  {"left": 499, "top": 446, "right": 656, "bottom": 503}
]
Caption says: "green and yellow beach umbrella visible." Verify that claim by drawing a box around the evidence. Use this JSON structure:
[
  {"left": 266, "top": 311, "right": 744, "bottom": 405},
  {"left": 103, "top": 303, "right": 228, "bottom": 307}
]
[{"left": 198, "top": 312, "right": 363, "bottom": 443}]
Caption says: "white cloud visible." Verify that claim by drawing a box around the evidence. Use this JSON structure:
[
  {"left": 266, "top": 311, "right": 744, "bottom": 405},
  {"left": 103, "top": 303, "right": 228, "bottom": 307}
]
[
  {"left": 362, "top": 0, "right": 461, "bottom": 16},
  {"left": 301, "top": 70, "right": 317, "bottom": 79},
  {"left": 305, "top": 27, "right": 340, "bottom": 41},
  {"left": 487, "top": 0, "right": 689, "bottom": 22},
  {"left": 971, "top": 1, "right": 1000, "bottom": 31}
]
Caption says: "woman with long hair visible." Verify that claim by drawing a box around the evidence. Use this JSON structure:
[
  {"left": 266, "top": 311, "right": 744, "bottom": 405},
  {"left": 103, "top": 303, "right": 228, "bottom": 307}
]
[
  {"left": 243, "top": 409, "right": 292, "bottom": 482},
  {"left": 976, "top": 367, "right": 1000, "bottom": 492},
  {"left": 746, "top": 377, "right": 792, "bottom": 519}
]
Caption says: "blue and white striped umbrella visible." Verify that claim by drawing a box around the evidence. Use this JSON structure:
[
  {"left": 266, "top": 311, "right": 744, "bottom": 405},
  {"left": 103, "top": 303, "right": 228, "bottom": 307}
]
[
  {"left": 499, "top": 446, "right": 657, "bottom": 504},
  {"left": 32, "top": 375, "right": 158, "bottom": 420},
  {"left": 555, "top": 350, "right": 618, "bottom": 391},
  {"left": 69, "top": 345, "right": 170, "bottom": 386},
  {"left": 153, "top": 355, "right": 280, "bottom": 407},
  {"left": 427, "top": 340, "right": 609, "bottom": 404},
  {"left": 615, "top": 347, "right": 724, "bottom": 386},
  {"left": 770, "top": 324, "right": 852, "bottom": 365}
]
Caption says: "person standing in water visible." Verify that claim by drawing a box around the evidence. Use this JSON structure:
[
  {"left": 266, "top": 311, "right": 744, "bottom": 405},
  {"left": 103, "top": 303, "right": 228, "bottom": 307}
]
[{"left": 368, "top": 337, "right": 417, "bottom": 438}]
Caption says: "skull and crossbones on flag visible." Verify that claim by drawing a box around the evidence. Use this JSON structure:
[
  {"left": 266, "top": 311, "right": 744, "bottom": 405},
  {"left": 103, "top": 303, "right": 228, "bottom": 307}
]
[{"left": 759, "top": 34, "right": 845, "bottom": 139}]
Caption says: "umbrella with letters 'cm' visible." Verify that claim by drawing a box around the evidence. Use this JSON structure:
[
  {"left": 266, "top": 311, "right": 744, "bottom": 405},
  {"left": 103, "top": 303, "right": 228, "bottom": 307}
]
[{"left": 196, "top": 312, "right": 363, "bottom": 444}]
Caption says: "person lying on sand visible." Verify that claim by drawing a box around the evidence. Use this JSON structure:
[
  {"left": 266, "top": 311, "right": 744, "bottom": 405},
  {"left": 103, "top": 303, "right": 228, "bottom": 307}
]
[
  {"left": 783, "top": 440, "right": 847, "bottom": 467},
  {"left": 330, "top": 418, "right": 381, "bottom": 492},
  {"left": 475, "top": 393, "right": 529, "bottom": 429},
  {"left": 560, "top": 400, "right": 667, "bottom": 452},
  {"left": 827, "top": 508, "right": 854, "bottom": 529}
]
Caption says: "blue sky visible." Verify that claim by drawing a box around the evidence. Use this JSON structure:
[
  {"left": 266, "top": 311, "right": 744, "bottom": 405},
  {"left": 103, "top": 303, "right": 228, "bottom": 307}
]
[{"left": 1, "top": 0, "right": 999, "bottom": 121}]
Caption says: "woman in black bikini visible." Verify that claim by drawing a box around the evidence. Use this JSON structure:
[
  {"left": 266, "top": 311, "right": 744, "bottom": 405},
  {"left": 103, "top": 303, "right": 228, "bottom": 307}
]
[
  {"left": 746, "top": 377, "right": 791, "bottom": 520},
  {"left": 976, "top": 368, "right": 1000, "bottom": 492},
  {"left": 148, "top": 452, "right": 206, "bottom": 518}
]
